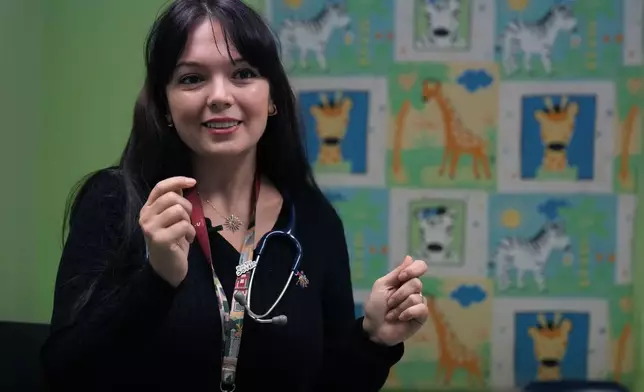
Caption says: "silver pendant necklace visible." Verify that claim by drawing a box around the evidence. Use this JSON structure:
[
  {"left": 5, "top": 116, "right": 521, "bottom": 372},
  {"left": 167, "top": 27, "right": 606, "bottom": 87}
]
[{"left": 199, "top": 194, "right": 243, "bottom": 233}]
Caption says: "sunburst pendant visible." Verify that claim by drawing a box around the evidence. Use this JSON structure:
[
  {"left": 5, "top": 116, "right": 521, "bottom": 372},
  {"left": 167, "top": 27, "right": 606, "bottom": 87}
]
[{"left": 224, "top": 214, "right": 243, "bottom": 233}]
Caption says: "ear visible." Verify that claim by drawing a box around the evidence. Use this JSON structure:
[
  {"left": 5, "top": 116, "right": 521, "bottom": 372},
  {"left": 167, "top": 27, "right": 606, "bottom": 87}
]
[
  {"left": 534, "top": 111, "right": 547, "bottom": 123},
  {"left": 340, "top": 98, "right": 353, "bottom": 115},
  {"left": 267, "top": 99, "right": 277, "bottom": 116},
  {"left": 560, "top": 319, "right": 572, "bottom": 334},
  {"left": 528, "top": 327, "right": 539, "bottom": 339},
  {"left": 310, "top": 105, "right": 322, "bottom": 119},
  {"left": 566, "top": 102, "right": 579, "bottom": 118}
]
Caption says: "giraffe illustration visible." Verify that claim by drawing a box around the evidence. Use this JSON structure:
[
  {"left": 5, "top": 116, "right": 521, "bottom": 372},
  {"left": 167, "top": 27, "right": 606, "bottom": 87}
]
[
  {"left": 528, "top": 312, "right": 572, "bottom": 381},
  {"left": 534, "top": 96, "right": 579, "bottom": 174},
  {"left": 392, "top": 99, "right": 412, "bottom": 182},
  {"left": 391, "top": 72, "right": 419, "bottom": 183},
  {"left": 618, "top": 105, "right": 638, "bottom": 184},
  {"left": 613, "top": 322, "right": 632, "bottom": 382},
  {"left": 309, "top": 91, "right": 352, "bottom": 166},
  {"left": 426, "top": 296, "right": 485, "bottom": 386},
  {"left": 420, "top": 79, "right": 492, "bottom": 179}
]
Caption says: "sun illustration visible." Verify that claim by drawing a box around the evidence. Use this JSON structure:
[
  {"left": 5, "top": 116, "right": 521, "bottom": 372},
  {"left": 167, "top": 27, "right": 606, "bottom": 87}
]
[
  {"left": 283, "top": 0, "right": 302, "bottom": 9},
  {"left": 501, "top": 209, "right": 521, "bottom": 228}
]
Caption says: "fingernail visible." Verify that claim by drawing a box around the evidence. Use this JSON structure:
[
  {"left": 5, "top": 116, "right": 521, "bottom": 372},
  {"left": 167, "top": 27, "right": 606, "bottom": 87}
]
[
  {"left": 399, "top": 312, "right": 410, "bottom": 321},
  {"left": 386, "top": 311, "right": 396, "bottom": 321}
]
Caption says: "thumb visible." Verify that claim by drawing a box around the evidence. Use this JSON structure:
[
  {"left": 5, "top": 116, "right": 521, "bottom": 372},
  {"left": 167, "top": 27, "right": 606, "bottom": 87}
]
[{"left": 379, "top": 255, "right": 414, "bottom": 286}]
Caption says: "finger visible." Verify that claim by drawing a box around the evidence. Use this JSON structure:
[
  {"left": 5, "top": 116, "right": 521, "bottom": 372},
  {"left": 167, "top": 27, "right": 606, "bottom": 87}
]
[
  {"left": 145, "top": 191, "right": 193, "bottom": 218},
  {"left": 185, "top": 224, "right": 196, "bottom": 243},
  {"left": 385, "top": 292, "right": 424, "bottom": 322},
  {"left": 398, "top": 259, "right": 428, "bottom": 282},
  {"left": 146, "top": 177, "right": 196, "bottom": 206},
  {"left": 142, "top": 204, "right": 190, "bottom": 239},
  {"left": 154, "top": 204, "right": 191, "bottom": 229},
  {"left": 399, "top": 300, "right": 429, "bottom": 323},
  {"left": 377, "top": 255, "right": 414, "bottom": 286},
  {"left": 387, "top": 277, "right": 423, "bottom": 308},
  {"left": 150, "top": 221, "right": 194, "bottom": 246}
]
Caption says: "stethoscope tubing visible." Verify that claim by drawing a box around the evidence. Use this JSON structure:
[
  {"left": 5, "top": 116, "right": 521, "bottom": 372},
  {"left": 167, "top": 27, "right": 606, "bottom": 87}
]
[{"left": 245, "top": 200, "right": 302, "bottom": 321}]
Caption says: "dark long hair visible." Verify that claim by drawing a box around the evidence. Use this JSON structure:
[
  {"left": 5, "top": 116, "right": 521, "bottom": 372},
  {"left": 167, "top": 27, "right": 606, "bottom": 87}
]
[{"left": 61, "top": 0, "right": 321, "bottom": 310}]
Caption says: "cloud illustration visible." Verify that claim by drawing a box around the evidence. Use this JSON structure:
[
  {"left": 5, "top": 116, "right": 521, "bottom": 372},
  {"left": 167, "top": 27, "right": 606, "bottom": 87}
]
[
  {"left": 456, "top": 69, "right": 494, "bottom": 92},
  {"left": 537, "top": 198, "right": 571, "bottom": 220},
  {"left": 449, "top": 284, "right": 487, "bottom": 308}
]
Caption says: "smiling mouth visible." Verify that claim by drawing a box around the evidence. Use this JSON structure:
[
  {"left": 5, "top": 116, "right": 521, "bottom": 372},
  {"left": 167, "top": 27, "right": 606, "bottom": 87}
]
[{"left": 203, "top": 121, "right": 241, "bottom": 129}]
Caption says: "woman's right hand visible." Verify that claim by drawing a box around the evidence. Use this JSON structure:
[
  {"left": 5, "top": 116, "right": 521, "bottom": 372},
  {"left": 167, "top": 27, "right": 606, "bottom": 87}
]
[{"left": 139, "top": 176, "right": 197, "bottom": 287}]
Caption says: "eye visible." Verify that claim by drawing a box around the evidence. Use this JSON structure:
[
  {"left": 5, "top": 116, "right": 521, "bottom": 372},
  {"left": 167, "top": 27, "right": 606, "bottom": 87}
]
[
  {"left": 232, "top": 68, "right": 258, "bottom": 80},
  {"left": 178, "top": 74, "right": 204, "bottom": 85}
]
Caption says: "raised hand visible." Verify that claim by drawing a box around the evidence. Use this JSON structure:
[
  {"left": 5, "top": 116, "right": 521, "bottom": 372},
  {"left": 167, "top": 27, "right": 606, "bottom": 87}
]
[
  {"left": 139, "top": 176, "right": 197, "bottom": 287},
  {"left": 362, "top": 256, "right": 429, "bottom": 346}
]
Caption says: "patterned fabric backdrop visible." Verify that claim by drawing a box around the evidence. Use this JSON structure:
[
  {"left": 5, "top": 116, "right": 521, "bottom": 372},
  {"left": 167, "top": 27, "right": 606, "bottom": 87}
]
[{"left": 245, "top": 0, "right": 642, "bottom": 389}]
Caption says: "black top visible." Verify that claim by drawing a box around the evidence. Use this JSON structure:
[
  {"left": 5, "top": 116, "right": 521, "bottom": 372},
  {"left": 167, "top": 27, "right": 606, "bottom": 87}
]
[{"left": 40, "top": 169, "right": 403, "bottom": 391}]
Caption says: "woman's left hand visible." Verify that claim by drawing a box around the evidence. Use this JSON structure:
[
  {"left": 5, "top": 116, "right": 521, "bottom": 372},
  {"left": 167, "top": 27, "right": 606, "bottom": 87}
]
[{"left": 362, "top": 256, "right": 429, "bottom": 346}]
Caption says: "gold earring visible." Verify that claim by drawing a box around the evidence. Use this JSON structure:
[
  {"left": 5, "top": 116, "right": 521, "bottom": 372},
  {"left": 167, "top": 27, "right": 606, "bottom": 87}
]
[{"left": 268, "top": 104, "right": 277, "bottom": 116}]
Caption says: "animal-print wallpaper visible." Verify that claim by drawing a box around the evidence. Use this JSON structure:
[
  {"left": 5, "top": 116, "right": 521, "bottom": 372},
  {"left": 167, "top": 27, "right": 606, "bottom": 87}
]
[{"left": 246, "top": 0, "right": 642, "bottom": 389}]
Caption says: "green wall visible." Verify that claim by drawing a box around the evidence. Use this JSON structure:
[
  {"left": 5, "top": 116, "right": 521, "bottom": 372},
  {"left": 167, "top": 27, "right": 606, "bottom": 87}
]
[
  {"left": 34, "top": 0, "right": 169, "bottom": 323},
  {"left": 0, "top": 0, "right": 42, "bottom": 323},
  {"left": 0, "top": 0, "right": 169, "bottom": 323}
]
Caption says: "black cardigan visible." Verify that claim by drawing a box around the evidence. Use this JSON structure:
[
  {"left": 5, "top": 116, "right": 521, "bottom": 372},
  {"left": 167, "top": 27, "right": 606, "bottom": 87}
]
[{"left": 40, "top": 169, "right": 403, "bottom": 391}]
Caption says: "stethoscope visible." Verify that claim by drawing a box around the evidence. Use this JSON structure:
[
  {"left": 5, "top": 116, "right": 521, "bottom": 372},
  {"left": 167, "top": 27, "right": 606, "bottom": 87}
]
[
  {"left": 233, "top": 199, "right": 302, "bottom": 326},
  {"left": 153, "top": 189, "right": 304, "bottom": 327}
]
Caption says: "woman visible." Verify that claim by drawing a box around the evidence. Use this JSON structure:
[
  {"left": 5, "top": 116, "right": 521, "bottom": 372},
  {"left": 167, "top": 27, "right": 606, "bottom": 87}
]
[{"left": 40, "top": 0, "right": 428, "bottom": 391}]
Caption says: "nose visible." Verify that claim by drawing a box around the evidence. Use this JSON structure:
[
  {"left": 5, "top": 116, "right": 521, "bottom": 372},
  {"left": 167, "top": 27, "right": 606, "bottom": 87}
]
[
  {"left": 433, "top": 28, "right": 449, "bottom": 37},
  {"left": 206, "top": 76, "right": 233, "bottom": 109},
  {"left": 547, "top": 142, "right": 566, "bottom": 151},
  {"left": 427, "top": 243, "right": 444, "bottom": 252}
]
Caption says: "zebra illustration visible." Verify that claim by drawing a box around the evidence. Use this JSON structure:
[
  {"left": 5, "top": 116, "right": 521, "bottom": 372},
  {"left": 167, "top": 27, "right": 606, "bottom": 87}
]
[
  {"left": 278, "top": 3, "right": 352, "bottom": 71},
  {"left": 498, "top": 3, "right": 578, "bottom": 75},
  {"left": 415, "top": 205, "right": 458, "bottom": 264},
  {"left": 417, "top": 0, "right": 465, "bottom": 49},
  {"left": 490, "top": 221, "right": 571, "bottom": 292}
]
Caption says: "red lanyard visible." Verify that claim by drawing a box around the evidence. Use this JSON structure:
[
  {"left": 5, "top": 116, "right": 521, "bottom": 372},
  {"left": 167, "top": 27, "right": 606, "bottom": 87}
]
[{"left": 185, "top": 173, "right": 260, "bottom": 390}]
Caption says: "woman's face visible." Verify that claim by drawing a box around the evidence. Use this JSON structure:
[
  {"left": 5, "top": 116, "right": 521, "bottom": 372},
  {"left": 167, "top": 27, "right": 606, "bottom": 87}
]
[{"left": 166, "top": 19, "right": 272, "bottom": 158}]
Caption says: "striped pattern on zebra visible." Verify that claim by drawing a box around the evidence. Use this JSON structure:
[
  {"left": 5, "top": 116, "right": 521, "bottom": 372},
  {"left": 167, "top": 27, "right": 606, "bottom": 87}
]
[
  {"left": 490, "top": 221, "right": 571, "bottom": 292},
  {"left": 278, "top": 3, "right": 352, "bottom": 70},
  {"left": 498, "top": 3, "right": 578, "bottom": 75}
]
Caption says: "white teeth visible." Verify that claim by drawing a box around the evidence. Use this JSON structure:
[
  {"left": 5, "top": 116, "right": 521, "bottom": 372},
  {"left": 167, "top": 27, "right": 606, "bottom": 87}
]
[{"left": 205, "top": 121, "right": 240, "bottom": 129}]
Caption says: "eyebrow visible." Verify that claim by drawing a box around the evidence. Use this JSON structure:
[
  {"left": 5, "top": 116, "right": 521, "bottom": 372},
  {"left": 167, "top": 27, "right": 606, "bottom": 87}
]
[{"left": 176, "top": 57, "right": 247, "bottom": 69}]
